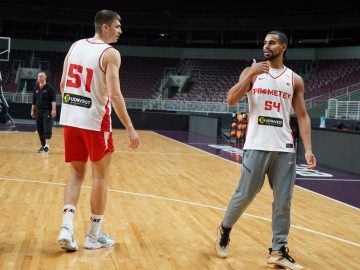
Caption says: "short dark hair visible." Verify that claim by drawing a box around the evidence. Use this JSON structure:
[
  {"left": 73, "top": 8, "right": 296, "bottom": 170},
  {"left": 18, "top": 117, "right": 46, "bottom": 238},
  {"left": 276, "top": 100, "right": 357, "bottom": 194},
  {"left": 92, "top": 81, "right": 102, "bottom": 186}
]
[
  {"left": 267, "top": 30, "right": 288, "bottom": 45},
  {"left": 94, "top": 10, "right": 121, "bottom": 34},
  {"left": 38, "top": 71, "right": 47, "bottom": 78}
]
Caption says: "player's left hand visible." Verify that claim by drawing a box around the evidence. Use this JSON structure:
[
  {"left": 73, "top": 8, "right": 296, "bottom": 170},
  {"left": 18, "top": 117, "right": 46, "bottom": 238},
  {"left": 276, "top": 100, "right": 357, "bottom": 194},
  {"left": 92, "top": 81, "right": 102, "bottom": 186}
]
[{"left": 305, "top": 151, "right": 316, "bottom": 170}]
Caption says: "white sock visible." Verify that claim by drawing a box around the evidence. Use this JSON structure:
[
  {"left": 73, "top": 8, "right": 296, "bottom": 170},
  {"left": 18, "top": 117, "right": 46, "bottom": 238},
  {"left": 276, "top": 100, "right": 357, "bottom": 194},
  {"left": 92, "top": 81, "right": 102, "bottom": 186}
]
[
  {"left": 45, "top": 144, "right": 49, "bottom": 148},
  {"left": 89, "top": 214, "right": 103, "bottom": 238},
  {"left": 62, "top": 205, "right": 75, "bottom": 231}
]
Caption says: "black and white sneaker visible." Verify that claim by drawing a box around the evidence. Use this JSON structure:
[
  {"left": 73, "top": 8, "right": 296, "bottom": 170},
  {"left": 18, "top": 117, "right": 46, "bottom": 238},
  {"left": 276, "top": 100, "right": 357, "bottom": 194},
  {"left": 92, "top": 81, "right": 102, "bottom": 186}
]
[
  {"left": 215, "top": 223, "right": 231, "bottom": 258},
  {"left": 267, "top": 246, "right": 304, "bottom": 270}
]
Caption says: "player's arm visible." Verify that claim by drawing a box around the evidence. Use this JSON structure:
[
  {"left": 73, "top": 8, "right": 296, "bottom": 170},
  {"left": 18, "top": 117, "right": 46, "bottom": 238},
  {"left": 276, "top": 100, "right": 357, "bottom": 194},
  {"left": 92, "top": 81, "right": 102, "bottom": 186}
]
[
  {"left": 104, "top": 48, "right": 139, "bottom": 149},
  {"left": 50, "top": 85, "right": 57, "bottom": 118},
  {"left": 51, "top": 101, "right": 57, "bottom": 118},
  {"left": 31, "top": 104, "right": 36, "bottom": 118},
  {"left": 31, "top": 89, "right": 36, "bottom": 118},
  {"left": 292, "top": 73, "right": 316, "bottom": 169},
  {"left": 227, "top": 59, "right": 269, "bottom": 106}
]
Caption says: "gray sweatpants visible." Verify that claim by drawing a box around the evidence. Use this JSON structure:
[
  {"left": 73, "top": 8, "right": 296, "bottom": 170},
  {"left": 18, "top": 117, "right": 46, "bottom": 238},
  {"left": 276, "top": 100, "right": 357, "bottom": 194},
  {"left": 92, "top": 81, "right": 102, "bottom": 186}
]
[{"left": 222, "top": 149, "right": 296, "bottom": 250}]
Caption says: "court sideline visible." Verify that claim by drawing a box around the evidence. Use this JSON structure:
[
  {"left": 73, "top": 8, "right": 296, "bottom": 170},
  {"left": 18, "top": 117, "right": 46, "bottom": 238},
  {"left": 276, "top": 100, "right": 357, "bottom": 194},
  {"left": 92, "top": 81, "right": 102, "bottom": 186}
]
[{"left": 0, "top": 125, "right": 359, "bottom": 269}]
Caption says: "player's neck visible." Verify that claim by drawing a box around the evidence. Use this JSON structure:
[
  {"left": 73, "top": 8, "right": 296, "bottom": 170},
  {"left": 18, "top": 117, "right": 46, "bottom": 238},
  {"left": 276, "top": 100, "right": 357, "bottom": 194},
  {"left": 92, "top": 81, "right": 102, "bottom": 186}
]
[
  {"left": 268, "top": 61, "right": 284, "bottom": 70},
  {"left": 269, "top": 65, "right": 285, "bottom": 71},
  {"left": 268, "top": 57, "right": 284, "bottom": 69},
  {"left": 91, "top": 35, "right": 106, "bottom": 43}
]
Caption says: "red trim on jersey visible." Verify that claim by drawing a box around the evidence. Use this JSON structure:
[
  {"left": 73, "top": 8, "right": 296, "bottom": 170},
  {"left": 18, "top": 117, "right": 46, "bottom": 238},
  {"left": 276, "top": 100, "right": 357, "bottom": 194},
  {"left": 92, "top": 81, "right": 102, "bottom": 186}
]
[
  {"left": 101, "top": 96, "right": 111, "bottom": 131},
  {"left": 98, "top": 47, "right": 112, "bottom": 73},
  {"left": 268, "top": 66, "right": 287, "bottom": 79},
  {"left": 245, "top": 113, "right": 250, "bottom": 141},
  {"left": 85, "top": 38, "right": 106, "bottom": 44},
  {"left": 68, "top": 40, "right": 79, "bottom": 57}
]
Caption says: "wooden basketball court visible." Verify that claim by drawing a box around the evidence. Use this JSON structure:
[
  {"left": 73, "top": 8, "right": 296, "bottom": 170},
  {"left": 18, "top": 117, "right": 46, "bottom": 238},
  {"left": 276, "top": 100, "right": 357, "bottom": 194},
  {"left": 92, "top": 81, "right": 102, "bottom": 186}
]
[{"left": 0, "top": 126, "right": 359, "bottom": 269}]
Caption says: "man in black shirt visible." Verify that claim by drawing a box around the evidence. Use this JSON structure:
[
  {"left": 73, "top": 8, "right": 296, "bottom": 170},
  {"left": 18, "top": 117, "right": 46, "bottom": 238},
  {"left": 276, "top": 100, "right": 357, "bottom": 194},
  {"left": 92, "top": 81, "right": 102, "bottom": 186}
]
[{"left": 31, "top": 71, "right": 57, "bottom": 153}]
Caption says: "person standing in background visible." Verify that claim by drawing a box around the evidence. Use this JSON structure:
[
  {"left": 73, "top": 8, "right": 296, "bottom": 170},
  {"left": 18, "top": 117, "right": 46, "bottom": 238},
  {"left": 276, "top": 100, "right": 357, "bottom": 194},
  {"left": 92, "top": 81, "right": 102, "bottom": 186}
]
[
  {"left": 57, "top": 9, "right": 140, "bottom": 251},
  {"left": 214, "top": 31, "right": 316, "bottom": 270},
  {"left": 31, "top": 71, "right": 57, "bottom": 153}
]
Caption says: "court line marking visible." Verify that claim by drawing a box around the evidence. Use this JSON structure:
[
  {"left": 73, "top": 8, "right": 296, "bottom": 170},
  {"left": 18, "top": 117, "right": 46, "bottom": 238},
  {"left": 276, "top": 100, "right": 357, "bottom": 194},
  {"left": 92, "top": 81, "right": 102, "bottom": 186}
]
[
  {"left": 296, "top": 185, "right": 360, "bottom": 211},
  {"left": 0, "top": 146, "right": 206, "bottom": 156},
  {"left": 151, "top": 131, "right": 240, "bottom": 165},
  {"left": 2, "top": 129, "right": 360, "bottom": 245},
  {"left": 1, "top": 130, "right": 359, "bottom": 206},
  {"left": 1, "top": 176, "right": 359, "bottom": 248},
  {"left": 151, "top": 131, "right": 360, "bottom": 206}
]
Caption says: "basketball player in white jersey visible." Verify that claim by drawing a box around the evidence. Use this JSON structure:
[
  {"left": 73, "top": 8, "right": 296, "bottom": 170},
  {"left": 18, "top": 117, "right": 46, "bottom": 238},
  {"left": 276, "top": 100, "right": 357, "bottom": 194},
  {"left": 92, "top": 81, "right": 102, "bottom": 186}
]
[
  {"left": 215, "top": 31, "right": 316, "bottom": 269},
  {"left": 57, "top": 10, "right": 139, "bottom": 251}
]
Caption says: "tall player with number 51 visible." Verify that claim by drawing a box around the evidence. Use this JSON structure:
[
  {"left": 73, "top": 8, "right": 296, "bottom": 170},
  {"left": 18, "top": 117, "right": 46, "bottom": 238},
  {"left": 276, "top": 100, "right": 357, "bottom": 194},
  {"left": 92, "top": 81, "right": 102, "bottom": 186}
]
[
  {"left": 58, "top": 10, "right": 140, "bottom": 251},
  {"left": 214, "top": 31, "right": 316, "bottom": 270}
]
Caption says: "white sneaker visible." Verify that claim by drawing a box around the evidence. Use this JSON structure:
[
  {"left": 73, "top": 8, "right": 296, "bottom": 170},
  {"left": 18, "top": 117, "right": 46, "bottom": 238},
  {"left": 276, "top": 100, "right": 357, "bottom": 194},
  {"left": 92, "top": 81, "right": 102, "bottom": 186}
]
[
  {"left": 267, "top": 246, "right": 304, "bottom": 270},
  {"left": 84, "top": 230, "right": 115, "bottom": 249},
  {"left": 84, "top": 233, "right": 102, "bottom": 249},
  {"left": 57, "top": 225, "right": 78, "bottom": 251},
  {"left": 98, "top": 230, "right": 115, "bottom": 248},
  {"left": 215, "top": 224, "right": 230, "bottom": 258}
]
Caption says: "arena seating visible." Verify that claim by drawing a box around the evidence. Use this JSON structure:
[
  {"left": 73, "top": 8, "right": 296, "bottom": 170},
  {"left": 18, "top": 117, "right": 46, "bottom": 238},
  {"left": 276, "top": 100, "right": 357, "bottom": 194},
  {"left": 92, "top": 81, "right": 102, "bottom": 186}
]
[
  {"left": 1, "top": 50, "right": 360, "bottom": 103},
  {"left": 120, "top": 56, "right": 181, "bottom": 99},
  {"left": 304, "top": 59, "right": 360, "bottom": 99},
  {"left": 172, "top": 58, "right": 360, "bottom": 102}
]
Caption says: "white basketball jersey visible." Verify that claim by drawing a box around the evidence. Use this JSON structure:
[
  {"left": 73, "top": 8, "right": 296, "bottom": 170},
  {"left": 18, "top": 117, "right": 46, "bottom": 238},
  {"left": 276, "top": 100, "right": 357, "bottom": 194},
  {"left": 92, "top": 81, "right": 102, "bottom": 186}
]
[
  {"left": 243, "top": 66, "right": 295, "bottom": 152},
  {"left": 60, "top": 38, "right": 113, "bottom": 131}
]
